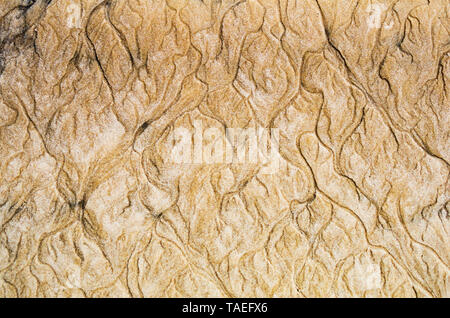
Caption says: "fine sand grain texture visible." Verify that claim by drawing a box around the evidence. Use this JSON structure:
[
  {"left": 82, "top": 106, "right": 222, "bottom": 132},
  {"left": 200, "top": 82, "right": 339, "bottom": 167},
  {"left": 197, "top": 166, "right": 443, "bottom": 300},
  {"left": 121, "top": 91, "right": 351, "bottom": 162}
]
[{"left": 0, "top": 0, "right": 449, "bottom": 297}]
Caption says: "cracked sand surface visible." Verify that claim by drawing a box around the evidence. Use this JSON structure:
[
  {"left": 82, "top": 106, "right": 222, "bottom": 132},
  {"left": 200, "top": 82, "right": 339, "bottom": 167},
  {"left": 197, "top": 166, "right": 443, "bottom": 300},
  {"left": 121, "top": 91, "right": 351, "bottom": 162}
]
[{"left": 0, "top": 0, "right": 449, "bottom": 297}]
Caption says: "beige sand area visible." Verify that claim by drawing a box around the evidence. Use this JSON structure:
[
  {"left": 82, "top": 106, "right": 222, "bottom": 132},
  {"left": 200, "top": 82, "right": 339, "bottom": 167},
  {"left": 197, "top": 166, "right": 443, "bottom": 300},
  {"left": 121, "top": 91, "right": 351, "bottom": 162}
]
[{"left": 0, "top": 0, "right": 448, "bottom": 297}]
